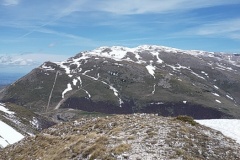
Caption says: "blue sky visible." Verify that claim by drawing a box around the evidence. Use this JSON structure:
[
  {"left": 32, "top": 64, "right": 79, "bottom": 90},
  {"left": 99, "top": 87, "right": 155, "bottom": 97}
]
[{"left": 0, "top": 0, "right": 240, "bottom": 73}]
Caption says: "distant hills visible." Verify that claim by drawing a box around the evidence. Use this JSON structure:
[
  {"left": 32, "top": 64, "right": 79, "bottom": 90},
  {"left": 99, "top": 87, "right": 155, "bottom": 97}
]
[{"left": 0, "top": 45, "right": 240, "bottom": 120}]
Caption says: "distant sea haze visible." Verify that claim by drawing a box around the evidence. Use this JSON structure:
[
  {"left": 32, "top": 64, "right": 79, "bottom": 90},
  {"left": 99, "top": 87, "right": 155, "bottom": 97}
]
[{"left": 0, "top": 73, "right": 24, "bottom": 85}]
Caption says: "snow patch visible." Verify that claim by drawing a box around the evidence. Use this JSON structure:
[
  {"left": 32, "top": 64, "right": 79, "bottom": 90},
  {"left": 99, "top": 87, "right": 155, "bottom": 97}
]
[
  {"left": 56, "top": 62, "right": 71, "bottom": 74},
  {"left": 215, "top": 63, "right": 233, "bottom": 71},
  {"left": 191, "top": 71, "right": 206, "bottom": 80},
  {"left": 62, "top": 83, "right": 72, "bottom": 98},
  {"left": 30, "top": 117, "right": 39, "bottom": 129},
  {"left": 212, "top": 93, "right": 220, "bottom": 97},
  {"left": 90, "top": 46, "right": 131, "bottom": 61},
  {"left": 214, "top": 85, "right": 219, "bottom": 90},
  {"left": 150, "top": 102, "right": 164, "bottom": 105},
  {"left": 97, "top": 73, "right": 100, "bottom": 79},
  {"left": 82, "top": 70, "right": 91, "bottom": 75},
  {"left": 215, "top": 99, "right": 221, "bottom": 103},
  {"left": 114, "top": 63, "right": 124, "bottom": 66},
  {"left": 80, "top": 73, "right": 123, "bottom": 107},
  {"left": 83, "top": 89, "right": 91, "bottom": 98},
  {"left": 152, "top": 84, "right": 156, "bottom": 94},
  {"left": 151, "top": 51, "right": 163, "bottom": 63},
  {"left": 146, "top": 61, "right": 156, "bottom": 79},
  {"left": 109, "top": 85, "right": 123, "bottom": 107},
  {"left": 41, "top": 63, "right": 55, "bottom": 71},
  {"left": 72, "top": 79, "right": 78, "bottom": 86},
  {"left": 201, "top": 71, "right": 209, "bottom": 78},
  {"left": 196, "top": 119, "right": 240, "bottom": 144},
  {"left": 166, "top": 64, "right": 190, "bottom": 71},
  {"left": 226, "top": 95, "right": 234, "bottom": 100},
  {"left": 0, "top": 103, "right": 14, "bottom": 115},
  {"left": 77, "top": 76, "right": 82, "bottom": 86},
  {"left": 0, "top": 120, "right": 24, "bottom": 148}
]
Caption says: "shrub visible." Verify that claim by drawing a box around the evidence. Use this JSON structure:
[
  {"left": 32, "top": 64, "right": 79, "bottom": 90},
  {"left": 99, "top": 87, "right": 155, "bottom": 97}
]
[{"left": 175, "top": 115, "right": 198, "bottom": 126}]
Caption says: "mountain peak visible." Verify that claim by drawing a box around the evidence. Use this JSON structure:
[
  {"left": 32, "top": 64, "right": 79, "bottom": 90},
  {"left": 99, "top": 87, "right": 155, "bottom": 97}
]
[
  {"left": 64, "top": 45, "right": 239, "bottom": 65},
  {"left": 1, "top": 45, "right": 240, "bottom": 120}
]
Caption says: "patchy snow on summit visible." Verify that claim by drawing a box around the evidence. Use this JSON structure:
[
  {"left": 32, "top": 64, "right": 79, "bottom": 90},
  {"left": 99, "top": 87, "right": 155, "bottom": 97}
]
[
  {"left": 37, "top": 45, "right": 240, "bottom": 115},
  {"left": 41, "top": 63, "right": 55, "bottom": 71}
]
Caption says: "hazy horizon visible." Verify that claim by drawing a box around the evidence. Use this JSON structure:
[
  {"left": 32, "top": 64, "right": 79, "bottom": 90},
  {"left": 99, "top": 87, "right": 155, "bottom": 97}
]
[{"left": 0, "top": 72, "right": 24, "bottom": 85}]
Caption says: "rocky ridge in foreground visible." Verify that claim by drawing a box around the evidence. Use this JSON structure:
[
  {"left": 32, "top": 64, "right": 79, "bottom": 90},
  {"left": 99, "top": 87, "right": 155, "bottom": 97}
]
[{"left": 1, "top": 114, "right": 240, "bottom": 160}]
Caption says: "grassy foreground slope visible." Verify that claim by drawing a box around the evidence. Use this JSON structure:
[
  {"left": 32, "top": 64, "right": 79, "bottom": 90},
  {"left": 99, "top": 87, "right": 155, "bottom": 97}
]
[{"left": 1, "top": 114, "right": 240, "bottom": 160}]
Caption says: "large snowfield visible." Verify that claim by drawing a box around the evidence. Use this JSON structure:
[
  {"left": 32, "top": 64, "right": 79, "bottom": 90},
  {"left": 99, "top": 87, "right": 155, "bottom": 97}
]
[
  {"left": 0, "top": 120, "right": 24, "bottom": 148},
  {"left": 0, "top": 103, "right": 25, "bottom": 148},
  {"left": 196, "top": 119, "right": 240, "bottom": 144}
]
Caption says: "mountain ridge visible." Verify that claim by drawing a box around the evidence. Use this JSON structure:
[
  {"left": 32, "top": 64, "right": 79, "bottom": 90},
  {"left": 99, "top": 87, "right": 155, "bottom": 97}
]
[
  {"left": 1, "top": 114, "right": 240, "bottom": 160},
  {"left": 1, "top": 45, "right": 240, "bottom": 120}
]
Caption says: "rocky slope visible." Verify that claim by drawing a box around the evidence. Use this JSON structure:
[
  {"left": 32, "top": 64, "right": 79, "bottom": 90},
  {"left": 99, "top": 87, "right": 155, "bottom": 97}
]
[
  {"left": 1, "top": 45, "right": 240, "bottom": 119},
  {"left": 1, "top": 114, "right": 240, "bottom": 160},
  {"left": 0, "top": 102, "right": 55, "bottom": 148}
]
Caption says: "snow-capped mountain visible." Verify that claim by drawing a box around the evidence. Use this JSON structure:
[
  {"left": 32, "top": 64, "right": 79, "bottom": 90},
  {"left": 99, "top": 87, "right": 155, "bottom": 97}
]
[{"left": 1, "top": 45, "right": 240, "bottom": 119}]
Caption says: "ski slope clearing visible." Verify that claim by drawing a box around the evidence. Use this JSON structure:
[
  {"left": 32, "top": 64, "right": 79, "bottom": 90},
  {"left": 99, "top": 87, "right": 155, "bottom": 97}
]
[{"left": 196, "top": 119, "right": 240, "bottom": 144}]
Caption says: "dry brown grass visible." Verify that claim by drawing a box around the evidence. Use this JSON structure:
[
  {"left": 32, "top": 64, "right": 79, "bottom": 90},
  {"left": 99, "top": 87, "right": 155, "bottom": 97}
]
[
  {"left": 111, "top": 143, "right": 131, "bottom": 155},
  {"left": 1, "top": 114, "right": 240, "bottom": 160},
  {"left": 108, "top": 126, "right": 122, "bottom": 135}
]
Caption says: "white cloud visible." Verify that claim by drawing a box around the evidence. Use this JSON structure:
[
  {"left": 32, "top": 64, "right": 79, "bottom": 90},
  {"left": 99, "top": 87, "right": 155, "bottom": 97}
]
[
  {"left": 230, "top": 33, "right": 240, "bottom": 39},
  {"left": 48, "top": 43, "right": 56, "bottom": 48},
  {"left": 2, "top": 0, "right": 238, "bottom": 40},
  {"left": 0, "top": 53, "right": 70, "bottom": 73},
  {"left": 18, "top": 53, "right": 69, "bottom": 63},
  {"left": 183, "top": 18, "right": 240, "bottom": 39},
  {"left": 197, "top": 19, "right": 240, "bottom": 35},
  {"left": 2, "top": 0, "right": 19, "bottom": 6},
  {"left": 0, "top": 53, "right": 68, "bottom": 66},
  {"left": 36, "top": 0, "right": 238, "bottom": 16},
  {"left": 11, "top": 58, "right": 33, "bottom": 66},
  {"left": 1, "top": 0, "right": 240, "bottom": 53},
  {"left": 90, "top": 0, "right": 240, "bottom": 15},
  {"left": 57, "top": 0, "right": 87, "bottom": 17}
]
